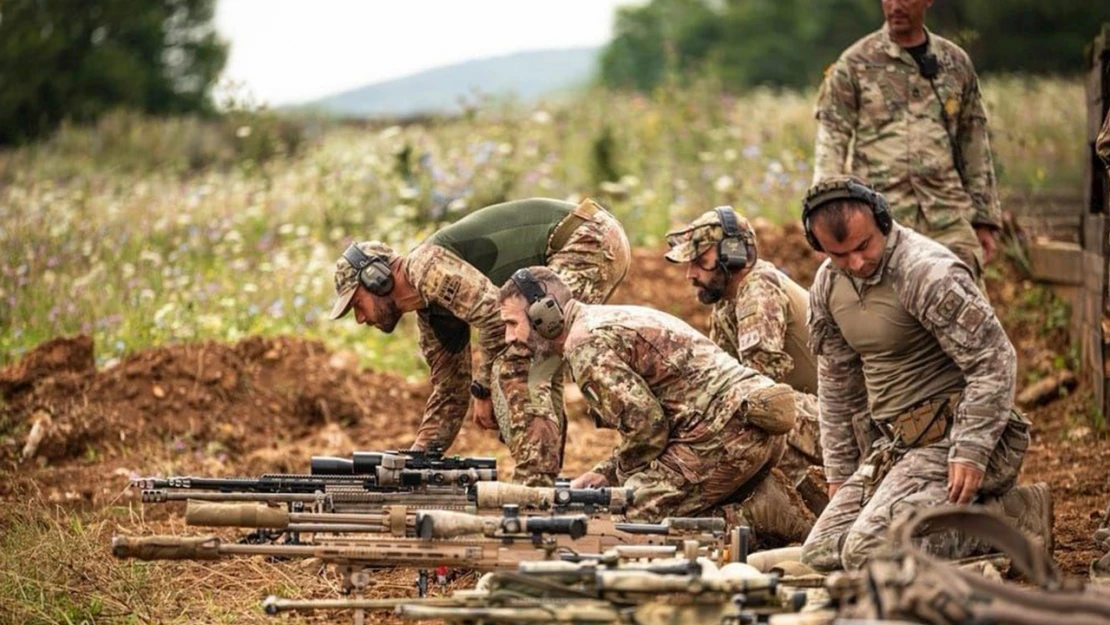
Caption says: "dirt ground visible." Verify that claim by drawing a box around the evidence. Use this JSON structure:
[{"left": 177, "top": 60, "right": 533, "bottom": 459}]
[{"left": 1, "top": 222, "right": 1107, "bottom": 622}]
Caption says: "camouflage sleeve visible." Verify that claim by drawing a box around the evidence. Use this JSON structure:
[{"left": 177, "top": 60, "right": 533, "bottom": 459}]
[
  {"left": 1098, "top": 109, "right": 1110, "bottom": 170},
  {"left": 733, "top": 275, "right": 794, "bottom": 382},
  {"left": 409, "top": 245, "right": 504, "bottom": 389},
  {"left": 570, "top": 335, "right": 669, "bottom": 484},
  {"left": 812, "top": 59, "right": 857, "bottom": 182},
  {"left": 956, "top": 62, "right": 1002, "bottom": 230},
  {"left": 808, "top": 266, "right": 869, "bottom": 482},
  {"left": 412, "top": 312, "right": 471, "bottom": 450},
  {"left": 907, "top": 261, "right": 1016, "bottom": 471}
]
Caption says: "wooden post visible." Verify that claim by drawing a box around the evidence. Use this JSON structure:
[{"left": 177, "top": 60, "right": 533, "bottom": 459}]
[{"left": 1080, "top": 24, "right": 1110, "bottom": 416}]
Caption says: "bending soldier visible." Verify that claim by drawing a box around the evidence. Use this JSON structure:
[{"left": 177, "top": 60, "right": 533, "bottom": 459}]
[
  {"left": 812, "top": 0, "right": 1001, "bottom": 280},
  {"left": 663, "top": 208, "right": 822, "bottom": 487},
  {"left": 498, "top": 266, "right": 814, "bottom": 546},
  {"left": 329, "top": 198, "right": 630, "bottom": 486},
  {"left": 799, "top": 176, "right": 1050, "bottom": 571}
]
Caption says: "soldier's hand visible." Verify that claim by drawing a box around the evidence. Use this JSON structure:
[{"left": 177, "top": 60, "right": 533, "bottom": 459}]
[
  {"left": 947, "top": 462, "right": 985, "bottom": 505},
  {"left": 471, "top": 396, "right": 497, "bottom": 430},
  {"left": 828, "top": 481, "right": 844, "bottom": 499},
  {"left": 570, "top": 471, "right": 610, "bottom": 489},
  {"left": 974, "top": 226, "right": 997, "bottom": 264}
]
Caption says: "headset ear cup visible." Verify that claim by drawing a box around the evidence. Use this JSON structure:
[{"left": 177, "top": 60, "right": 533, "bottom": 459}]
[
  {"left": 528, "top": 298, "right": 564, "bottom": 339},
  {"left": 358, "top": 261, "right": 394, "bottom": 295}
]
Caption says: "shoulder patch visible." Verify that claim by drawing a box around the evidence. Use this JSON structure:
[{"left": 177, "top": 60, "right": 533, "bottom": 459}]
[
  {"left": 736, "top": 301, "right": 758, "bottom": 320},
  {"left": 737, "top": 330, "right": 761, "bottom": 351},
  {"left": 438, "top": 274, "right": 462, "bottom": 305},
  {"left": 936, "top": 289, "right": 965, "bottom": 320},
  {"left": 956, "top": 302, "right": 987, "bottom": 335}
]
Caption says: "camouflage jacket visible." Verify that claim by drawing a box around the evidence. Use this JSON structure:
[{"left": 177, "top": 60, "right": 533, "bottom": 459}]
[
  {"left": 710, "top": 259, "right": 818, "bottom": 394},
  {"left": 561, "top": 301, "right": 774, "bottom": 485},
  {"left": 808, "top": 224, "right": 1016, "bottom": 481},
  {"left": 403, "top": 244, "right": 506, "bottom": 448},
  {"left": 813, "top": 26, "right": 1001, "bottom": 232}
]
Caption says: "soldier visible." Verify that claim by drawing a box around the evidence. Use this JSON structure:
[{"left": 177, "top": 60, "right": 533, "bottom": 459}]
[
  {"left": 498, "top": 266, "right": 815, "bottom": 546},
  {"left": 798, "top": 176, "right": 1050, "bottom": 572},
  {"left": 812, "top": 0, "right": 1001, "bottom": 280},
  {"left": 330, "top": 197, "right": 630, "bottom": 486},
  {"left": 663, "top": 207, "right": 822, "bottom": 487}
]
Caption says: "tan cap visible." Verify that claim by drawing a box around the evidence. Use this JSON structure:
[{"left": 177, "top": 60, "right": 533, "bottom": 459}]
[
  {"left": 329, "top": 241, "right": 397, "bottom": 320},
  {"left": 664, "top": 208, "right": 756, "bottom": 263}
]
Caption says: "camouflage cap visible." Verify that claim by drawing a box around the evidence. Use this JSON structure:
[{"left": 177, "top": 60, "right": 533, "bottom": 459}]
[
  {"left": 329, "top": 241, "right": 397, "bottom": 320},
  {"left": 664, "top": 208, "right": 756, "bottom": 264}
]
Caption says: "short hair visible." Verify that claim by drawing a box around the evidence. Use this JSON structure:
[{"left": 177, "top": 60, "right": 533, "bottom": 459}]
[
  {"left": 808, "top": 199, "right": 873, "bottom": 244},
  {"left": 498, "top": 266, "right": 573, "bottom": 308}
]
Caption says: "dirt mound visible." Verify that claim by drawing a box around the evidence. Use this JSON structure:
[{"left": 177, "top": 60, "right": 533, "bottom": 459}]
[{"left": 0, "top": 335, "right": 428, "bottom": 501}]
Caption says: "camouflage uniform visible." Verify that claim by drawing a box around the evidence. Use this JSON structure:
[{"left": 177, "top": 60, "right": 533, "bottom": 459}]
[
  {"left": 407, "top": 199, "right": 630, "bottom": 486},
  {"left": 813, "top": 25, "right": 1001, "bottom": 278},
  {"left": 664, "top": 212, "right": 823, "bottom": 486},
  {"left": 561, "top": 301, "right": 813, "bottom": 543},
  {"left": 801, "top": 223, "right": 1026, "bottom": 572}
]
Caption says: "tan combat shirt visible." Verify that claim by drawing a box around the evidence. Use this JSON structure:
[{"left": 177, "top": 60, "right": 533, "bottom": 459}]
[
  {"left": 808, "top": 224, "right": 1016, "bottom": 482},
  {"left": 710, "top": 259, "right": 818, "bottom": 394}
]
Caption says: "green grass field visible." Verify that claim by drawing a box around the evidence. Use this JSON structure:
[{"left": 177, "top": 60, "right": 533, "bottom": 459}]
[{"left": 0, "top": 76, "right": 1085, "bottom": 374}]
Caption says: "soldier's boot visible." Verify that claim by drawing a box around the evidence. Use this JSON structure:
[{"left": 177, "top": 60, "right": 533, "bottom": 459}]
[
  {"left": 997, "top": 482, "right": 1054, "bottom": 556},
  {"left": 721, "top": 468, "right": 815, "bottom": 550},
  {"left": 744, "top": 383, "right": 797, "bottom": 435}
]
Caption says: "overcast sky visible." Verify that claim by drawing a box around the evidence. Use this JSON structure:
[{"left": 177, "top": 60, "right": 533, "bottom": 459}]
[{"left": 214, "top": 0, "right": 644, "bottom": 106}]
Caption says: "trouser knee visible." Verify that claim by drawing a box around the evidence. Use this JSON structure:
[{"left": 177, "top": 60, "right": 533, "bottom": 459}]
[{"left": 800, "top": 534, "right": 843, "bottom": 572}]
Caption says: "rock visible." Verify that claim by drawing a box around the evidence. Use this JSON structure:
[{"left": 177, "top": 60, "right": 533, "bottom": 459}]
[{"left": 21, "top": 409, "right": 53, "bottom": 461}]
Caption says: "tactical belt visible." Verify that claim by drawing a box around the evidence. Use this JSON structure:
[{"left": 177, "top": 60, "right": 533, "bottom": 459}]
[
  {"left": 548, "top": 198, "right": 602, "bottom": 253},
  {"left": 863, "top": 391, "right": 961, "bottom": 499}
]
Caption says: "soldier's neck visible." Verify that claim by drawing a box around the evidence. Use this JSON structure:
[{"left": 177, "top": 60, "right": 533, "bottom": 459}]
[
  {"left": 889, "top": 25, "right": 928, "bottom": 49},
  {"left": 391, "top": 265, "right": 424, "bottom": 312}
]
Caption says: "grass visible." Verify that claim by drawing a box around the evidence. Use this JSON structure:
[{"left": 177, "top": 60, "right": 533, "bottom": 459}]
[{"left": 0, "top": 76, "right": 1086, "bottom": 373}]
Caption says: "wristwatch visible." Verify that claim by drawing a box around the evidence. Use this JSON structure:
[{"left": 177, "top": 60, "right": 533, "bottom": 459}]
[{"left": 469, "top": 381, "right": 491, "bottom": 399}]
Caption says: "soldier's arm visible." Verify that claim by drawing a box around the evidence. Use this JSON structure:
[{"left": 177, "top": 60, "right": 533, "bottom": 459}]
[
  {"left": 412, "top": 248, "right": 504, "bottom": 391},
  {"left": 571, "top": 337, "right": 669, "bottom": 484},
  {"left": 956, "top": 62, "right": 1002, "bottom": 230},
  {"left": 412, "top": 313, "right": 471, "bottom": 450},
  {"left": 808, "top": 269, "right": 869, "bottom": 482},
  {"left": 733, "top": 275, "right": 794, "bottom": 381},
  {"left": 812, "top": 60, "right": 858, "bottom": 182},
  {"left": 911, "top": 262, "right": 1015, "bottom": 471}
]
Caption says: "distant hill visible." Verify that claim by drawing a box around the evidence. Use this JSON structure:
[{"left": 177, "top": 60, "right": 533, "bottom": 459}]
[{"left": 304, "top": 47, "right": 601, "bottom": 118}]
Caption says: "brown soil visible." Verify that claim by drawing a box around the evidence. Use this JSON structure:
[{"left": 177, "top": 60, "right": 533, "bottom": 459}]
[{"left": 1, "top": 225, "right": 1106, "bottom": 613}]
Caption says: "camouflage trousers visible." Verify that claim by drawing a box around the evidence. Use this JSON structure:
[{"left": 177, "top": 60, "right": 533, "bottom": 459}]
[
  {"left": 492, "top": 205, "right": 631, "bottom": 487},
  {"left": 777, "top": 391, "right": 823, "bottom": 486},
  {"left": 801, "top": 415, "right": 1029, "bottom": 572},
  {"left": 621, "top": 415, "right": 785, "bottom": 523}
]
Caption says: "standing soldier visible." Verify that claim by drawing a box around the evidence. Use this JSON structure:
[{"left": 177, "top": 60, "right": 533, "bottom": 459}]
[
  {"left": 498, "top": 266, "right": 816, "bottom": 546},
  {"left": 329, "top": 197, "right": 630, "bottom": 486},
  {"left": 798, "top": 176, "right": 1050, "bottom": 572},
  {"left": 663, "top": 208, "right": 823, "bottom": 488},
  {"left": 812, "top": 0, "right": 1001, "bottom": 280}
]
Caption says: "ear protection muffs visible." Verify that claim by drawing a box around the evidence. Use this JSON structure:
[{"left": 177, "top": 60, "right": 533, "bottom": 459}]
[
  {"left": 509, "top": 268, "right": 564, "bottom": 339},
  {"left": 714, "top": 206, "right": 754, "bottom": 272},
  {"left": 801, "top": 179, "right": 893, "bottom": 252},
  {"left": 343, "top": 243, "right": 394, "bottom": 296}
]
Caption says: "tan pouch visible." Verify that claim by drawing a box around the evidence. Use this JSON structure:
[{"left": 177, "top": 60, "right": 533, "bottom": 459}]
[{"left": 743, "top": 384, "right": 797, "bottom": 435}]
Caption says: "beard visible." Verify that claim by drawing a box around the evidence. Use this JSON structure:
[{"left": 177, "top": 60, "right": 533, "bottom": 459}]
[
  {"left": 374, "top": 299, "right": 404, "bottom": 333},
  {"left": 693, "top": 270, "right": 729, "bottom": 305}
]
